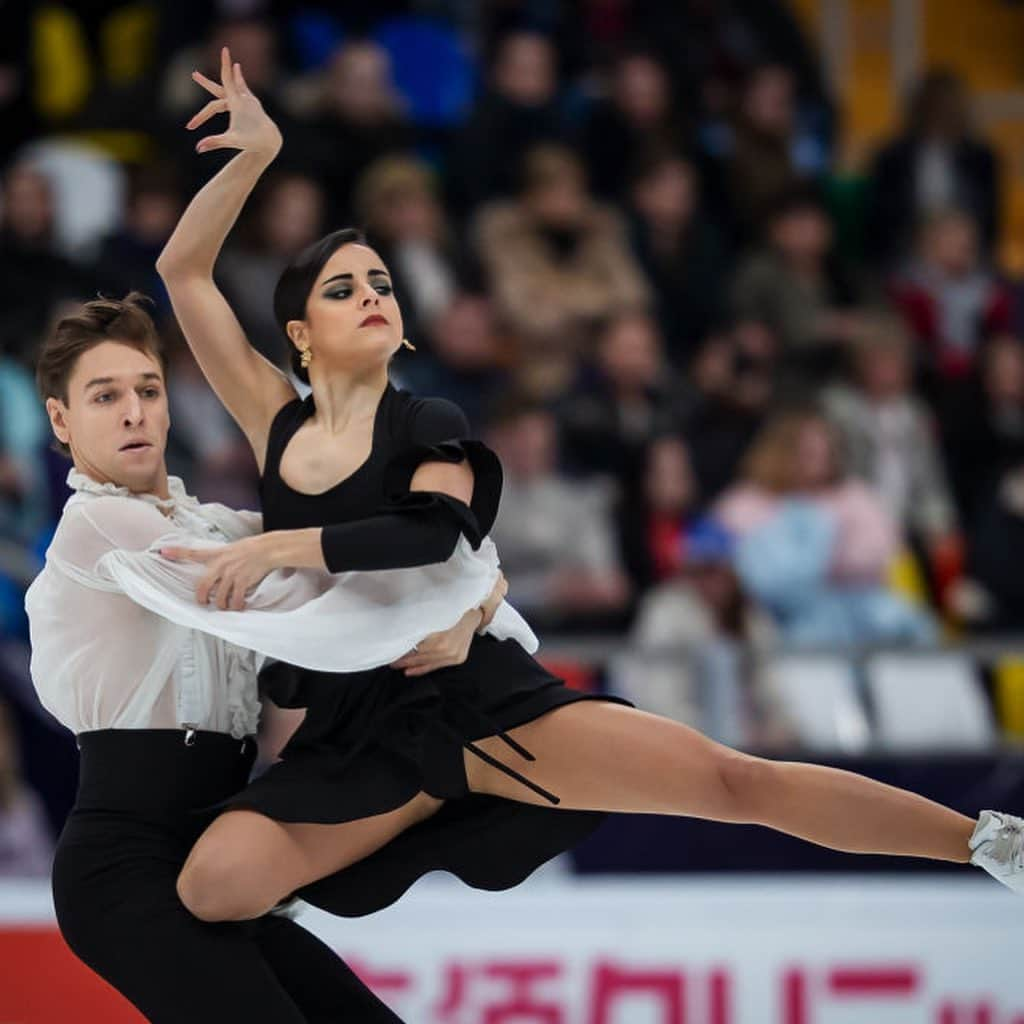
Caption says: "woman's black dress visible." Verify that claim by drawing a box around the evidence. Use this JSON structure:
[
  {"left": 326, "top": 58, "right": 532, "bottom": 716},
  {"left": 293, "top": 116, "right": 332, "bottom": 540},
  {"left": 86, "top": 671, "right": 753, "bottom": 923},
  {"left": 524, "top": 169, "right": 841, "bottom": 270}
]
[{"left": 228, "top": 382, "right": 629, "bottom": 916}]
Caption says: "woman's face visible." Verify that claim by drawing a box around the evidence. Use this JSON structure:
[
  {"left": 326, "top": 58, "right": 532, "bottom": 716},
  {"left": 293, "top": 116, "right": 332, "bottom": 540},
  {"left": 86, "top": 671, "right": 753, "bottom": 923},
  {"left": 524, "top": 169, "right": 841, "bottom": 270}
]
[
  {"left": 298, "top": 244, "right": 404, "bottom": 372},
  {"left": 793, "top": 421, "right": 835, "bottom": 490}
]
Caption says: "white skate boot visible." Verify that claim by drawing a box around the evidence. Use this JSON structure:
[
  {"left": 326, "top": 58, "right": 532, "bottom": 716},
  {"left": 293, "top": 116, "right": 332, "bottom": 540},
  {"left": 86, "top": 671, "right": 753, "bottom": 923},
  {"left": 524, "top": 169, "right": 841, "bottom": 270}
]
[{"left": 969, "top": 810, "right": 1024, "bottom": 893}]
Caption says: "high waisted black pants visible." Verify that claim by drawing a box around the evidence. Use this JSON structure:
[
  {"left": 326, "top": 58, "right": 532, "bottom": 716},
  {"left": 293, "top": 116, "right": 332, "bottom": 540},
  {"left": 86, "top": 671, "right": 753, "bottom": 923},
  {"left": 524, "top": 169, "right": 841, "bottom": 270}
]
[{"left": 51, "top": 729, "right": 402, "bottom": 1023}]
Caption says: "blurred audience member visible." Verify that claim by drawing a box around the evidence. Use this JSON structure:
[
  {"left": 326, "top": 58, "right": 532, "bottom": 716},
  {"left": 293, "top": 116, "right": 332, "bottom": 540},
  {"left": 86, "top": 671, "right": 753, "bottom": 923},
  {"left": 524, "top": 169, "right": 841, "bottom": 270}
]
[
  {"left": 449, "top": 31, "right": 567, "bottom": 213},
  {"left": 559, "top": 311, "right": 680, "bottom": 482},
  {"left": 824, "top": 313, "right": 958, "bottom": 550},
  {"left": 93, "top": 166, "right": 184, "bottom": 321},
  {"left": 957, "top": 464, "right": 1024, "bottom": 632},
  {"left": 716, "top": 410, "right": 936, "bottom": 645},
  {"left": 581, "top": 49, "right": 692, "bottom": 202},
  {"left": 943, "top": 334, "right": 1024, "bottom": 527},
  {"left": 355, "top": 157, "right": 459, "bottom": 340},
  {"left": 681, "top": 322, "right": 778, "bottom": 500},
  {"left": 726, "top": 64, "right": 822, "bottom": 235},
  {"left": 866, "top": 70, "right": 999, "bottom": 270},
  {"left": 628, "top": 152, "right": 729, "bottom": 364},
  {"left": 0, "top": 698, "right": 52, "bottom": 877},
  {"left": 475, "top": 144, "right": 649, "bottom": 396},
  {"left": 487, "top": 398, "right": 630, "bottom": 629},
  {"left": 891, "top": 208, "right": 1010, "bottom": 381},
  {"left": 0, "top": 163, "right": 93, "bottom": 363},
  {"left": 162, "top": 322, "right": 258, "bottom": 510},
  {"left": 613, "top": 514, "right": 781, "bottom": 748},
  {"left": 617, "top": 433, "right": 701, "bottom": 592},
  {"left": 731, "top": 187, "right": 859, "bottom": 389},
  {"left": 0, "top": 357, "right": 50, "bottom": 544},
  {"left": 395, "top": 293, "right": 509, "bottom": 432},
  {"left": 216, "top": 172, "right": 325, "bottom": 366},
  {"left": 303, "top": 40, "right": 412, "bottom": 224}
]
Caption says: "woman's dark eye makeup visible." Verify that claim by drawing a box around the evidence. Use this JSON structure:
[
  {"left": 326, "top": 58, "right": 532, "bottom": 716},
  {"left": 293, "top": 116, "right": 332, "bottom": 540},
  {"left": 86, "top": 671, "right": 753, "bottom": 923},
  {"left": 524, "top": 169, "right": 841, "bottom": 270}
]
[{"left": 323, "top": 280, "right": 392, "bottom": 300}]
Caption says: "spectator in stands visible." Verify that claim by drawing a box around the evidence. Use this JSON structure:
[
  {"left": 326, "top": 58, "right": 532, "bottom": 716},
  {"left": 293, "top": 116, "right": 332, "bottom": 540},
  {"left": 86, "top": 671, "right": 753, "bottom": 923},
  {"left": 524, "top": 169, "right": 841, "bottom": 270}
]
[
  {"left": 613, "top": 510, "right": 781, "bottom": 748},
  {"left": 448, "top": 31, "right": 568, "bottom": 214},
  {"left": 559, "top": 311, "right": 681, "bottom": 483},
  {"left": 486, "top": 398, "right": 631, "bottom": 630},
  {"left": 475, "top": 144, "right": 649, "bottom": 396},
  {"left": 731, "top": 187, "right": 860, "bottom": 391},
  {"left": 0, "top": 163, "right": 93, "bottom": 364},
  {"left": 866, "top": 69, "right": 999, "bottom": 270},
  {"left": 216, "top": 172, "right": 325, "bottom": 367},
  {"left": 0, "top": 356, "right": 51, "bottom": 544},
  {"left": 616, "top": 433, "right": 701, "bottom": 592},
  {"left": 681, "top": 320, "right": 778, "bottom": 500},
  {"left": 394, "top": 293, "right": 510, "bottom": 433},
  {"left": 302, "top": 40, "right": 412, "bottom": 224},
  {"left": 824, "top": 313, "right": 959, "bottom": 552},
  {"left": 580, "top": 49, "right": 693, "bottom": 202},
  {"left": 715, "top": 409, "right": 936, "bottom": 646},
  {"left": 627, "top": 151, "right": 730, "bottom": 365},
  {"left": 891, "top": 207, "right": 1011, "bottom": 381},
  {"left": 161, "top": 321, "right": 258, "bottom": 511},
  {"left": 354, "top": 157, "right": 460, "bottom": 341},
  {"left": 958, "top": 462, "right": 1024, "bottom": 632},
  {"left": 725, "top": 64, "right": 823, "bottom": 236},
  {"left": 0, "top": 697, "right": 52, "bottom": 876},
  {"left": 942, "top": 334, "right": 1024, "bottom": 527},
  {"left": 93, "top": 166, "right": 184, "bottom": 321}
]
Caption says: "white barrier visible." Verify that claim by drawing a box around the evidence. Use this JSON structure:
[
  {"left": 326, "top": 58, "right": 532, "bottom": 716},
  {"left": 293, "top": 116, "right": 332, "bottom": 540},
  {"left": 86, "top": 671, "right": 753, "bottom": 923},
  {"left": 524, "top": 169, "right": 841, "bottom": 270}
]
[{"left": 1, "top": 874, "right": 1022, "bottom": 1022}]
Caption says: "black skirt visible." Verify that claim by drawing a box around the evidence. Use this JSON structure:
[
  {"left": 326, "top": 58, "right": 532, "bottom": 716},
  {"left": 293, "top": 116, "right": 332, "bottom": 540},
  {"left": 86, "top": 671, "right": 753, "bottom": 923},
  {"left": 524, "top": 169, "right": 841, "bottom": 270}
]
[
  {"left": 53, "top": 729, "right": 402, "bottom": 1024},
  {"left": 227, "top": 635, "right": 631, "bottom": 917}
]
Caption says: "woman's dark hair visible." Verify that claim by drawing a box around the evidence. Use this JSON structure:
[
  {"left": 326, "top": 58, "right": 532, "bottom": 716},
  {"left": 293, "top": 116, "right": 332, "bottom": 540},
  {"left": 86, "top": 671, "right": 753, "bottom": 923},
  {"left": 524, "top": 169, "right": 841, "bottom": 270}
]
[{"left": 273, "top": 227, "right": 367, "bottom": 383}]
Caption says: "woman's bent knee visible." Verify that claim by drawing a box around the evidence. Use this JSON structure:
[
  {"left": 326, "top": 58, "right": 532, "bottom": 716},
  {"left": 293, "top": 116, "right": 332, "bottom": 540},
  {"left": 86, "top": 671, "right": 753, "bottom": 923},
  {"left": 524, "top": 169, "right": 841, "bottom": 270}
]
[
  {"left": 176, "top": 853, "right": 277, "bottom": 923},
  {"left": 714, "top": 751, "right": 776, "bottom": 822}
]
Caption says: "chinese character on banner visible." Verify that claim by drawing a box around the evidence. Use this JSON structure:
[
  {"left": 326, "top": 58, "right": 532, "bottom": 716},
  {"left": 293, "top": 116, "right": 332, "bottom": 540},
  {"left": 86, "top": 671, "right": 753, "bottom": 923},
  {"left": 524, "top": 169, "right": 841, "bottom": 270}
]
[
  {"left": 433, "top": 959, "right": 565, "bottom": 1024},
  {"left": 782, "top": 965, "right": 919, "bottom": 1024},
  {"left": 589, "top": 962, "right": 686, "bottom": 1024}
]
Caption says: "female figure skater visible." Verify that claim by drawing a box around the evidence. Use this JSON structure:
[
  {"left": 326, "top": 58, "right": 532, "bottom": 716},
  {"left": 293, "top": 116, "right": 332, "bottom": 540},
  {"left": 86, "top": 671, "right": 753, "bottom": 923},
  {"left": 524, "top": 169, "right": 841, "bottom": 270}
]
[
  {"left": 26, "top": 294, "right": 511, "bottom": 1023},
  {"left": 158, "top": 50, "right": 1024, "bottom": 925}
]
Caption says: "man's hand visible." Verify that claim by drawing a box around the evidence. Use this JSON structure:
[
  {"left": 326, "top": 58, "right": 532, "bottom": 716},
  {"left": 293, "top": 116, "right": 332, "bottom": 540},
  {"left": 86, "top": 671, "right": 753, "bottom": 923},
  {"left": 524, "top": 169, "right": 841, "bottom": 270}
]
[{"left": 390, "top": 607, "right": 484, "bottom": 678}]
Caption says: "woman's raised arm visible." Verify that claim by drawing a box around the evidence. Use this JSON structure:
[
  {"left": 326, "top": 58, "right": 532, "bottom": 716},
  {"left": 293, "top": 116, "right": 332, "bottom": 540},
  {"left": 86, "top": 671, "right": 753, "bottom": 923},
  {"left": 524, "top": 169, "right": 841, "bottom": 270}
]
[{"left": 156, "top": 47, "right": 295, "bottom": 468}]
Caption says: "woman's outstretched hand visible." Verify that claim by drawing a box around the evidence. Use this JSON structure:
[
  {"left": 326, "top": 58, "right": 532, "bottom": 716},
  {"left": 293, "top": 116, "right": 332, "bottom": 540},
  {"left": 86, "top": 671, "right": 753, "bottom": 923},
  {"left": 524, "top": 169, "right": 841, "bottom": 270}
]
[{"left": 188, "top": 46, "right": 282, "bottom": 159}]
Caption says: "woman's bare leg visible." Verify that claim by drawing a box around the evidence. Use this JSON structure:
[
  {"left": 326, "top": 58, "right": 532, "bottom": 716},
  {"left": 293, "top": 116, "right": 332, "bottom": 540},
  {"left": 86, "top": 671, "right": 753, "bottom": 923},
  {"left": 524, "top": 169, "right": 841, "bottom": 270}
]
[
  {"left": 465, "top": 703, "right": 974, "bottom": 863},
  {"left": 177, "top": 792, "right": 443, "bottom": 922}
]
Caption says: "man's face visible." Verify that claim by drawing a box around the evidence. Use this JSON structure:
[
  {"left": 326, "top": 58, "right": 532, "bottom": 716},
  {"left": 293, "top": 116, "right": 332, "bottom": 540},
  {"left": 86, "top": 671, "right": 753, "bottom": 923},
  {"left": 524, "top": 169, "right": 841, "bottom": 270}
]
[{"left": 46, "top": 341, "right": 170, "bottom": 494}]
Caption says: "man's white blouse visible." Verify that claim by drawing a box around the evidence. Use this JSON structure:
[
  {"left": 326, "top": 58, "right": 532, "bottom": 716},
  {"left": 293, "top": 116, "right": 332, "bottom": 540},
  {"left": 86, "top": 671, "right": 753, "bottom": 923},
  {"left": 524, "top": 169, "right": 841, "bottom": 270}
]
[{"left": 25, "top": 470, "right": 535, "bottom": 739}]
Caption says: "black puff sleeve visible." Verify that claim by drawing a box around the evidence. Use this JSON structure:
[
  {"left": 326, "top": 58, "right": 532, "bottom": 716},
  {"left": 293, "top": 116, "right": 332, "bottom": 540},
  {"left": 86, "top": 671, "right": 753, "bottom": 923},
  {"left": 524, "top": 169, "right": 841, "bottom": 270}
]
[{"left": 318, "top": 398, "right": 503, "bottom": 573}]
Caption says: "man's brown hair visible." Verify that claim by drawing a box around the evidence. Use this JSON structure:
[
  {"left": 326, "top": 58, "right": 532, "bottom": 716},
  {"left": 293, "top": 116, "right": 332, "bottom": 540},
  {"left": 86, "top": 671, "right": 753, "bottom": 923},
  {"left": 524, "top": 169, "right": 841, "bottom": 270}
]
[{"left": 36, "top": 292, "right": 167, "bottom": 455}]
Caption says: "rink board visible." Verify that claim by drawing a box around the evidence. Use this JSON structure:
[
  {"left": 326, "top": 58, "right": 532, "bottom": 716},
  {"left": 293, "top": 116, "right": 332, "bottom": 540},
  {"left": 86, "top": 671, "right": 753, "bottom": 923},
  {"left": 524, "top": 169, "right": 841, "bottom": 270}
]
[{"left": 0, "top": 876, "right": 1020, "bottom": 1022}]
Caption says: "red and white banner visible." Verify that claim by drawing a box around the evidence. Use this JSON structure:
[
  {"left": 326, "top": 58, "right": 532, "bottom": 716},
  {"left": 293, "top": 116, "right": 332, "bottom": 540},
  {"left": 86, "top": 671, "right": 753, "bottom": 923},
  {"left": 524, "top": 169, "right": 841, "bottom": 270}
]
[{"left": 0, "top": 876, "right": 1021, "bottom": 1022}]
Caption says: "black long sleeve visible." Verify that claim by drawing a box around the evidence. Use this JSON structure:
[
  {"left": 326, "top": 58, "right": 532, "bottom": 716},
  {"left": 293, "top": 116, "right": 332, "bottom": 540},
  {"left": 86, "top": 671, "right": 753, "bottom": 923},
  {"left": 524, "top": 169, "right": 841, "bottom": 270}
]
[{"left": 320, "top": 495, "right": 464, "bottom": 573}]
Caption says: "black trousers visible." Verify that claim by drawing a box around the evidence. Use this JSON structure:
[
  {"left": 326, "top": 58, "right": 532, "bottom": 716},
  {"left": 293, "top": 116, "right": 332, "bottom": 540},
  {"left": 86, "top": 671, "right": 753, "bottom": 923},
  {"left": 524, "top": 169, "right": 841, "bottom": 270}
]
[{"left": 51, "top": 729, "right": 402, "bottom": 1024}]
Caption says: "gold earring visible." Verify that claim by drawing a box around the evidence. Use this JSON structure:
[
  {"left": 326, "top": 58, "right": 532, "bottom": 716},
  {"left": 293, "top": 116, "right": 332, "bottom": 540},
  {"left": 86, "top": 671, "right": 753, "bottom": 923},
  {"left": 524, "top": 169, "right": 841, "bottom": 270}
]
[
  {"left": 299, "top": 347, "right": 312, "bottom": 369},
  {"left": 401, "top": 338, "right": 416, "bottom": 351}
]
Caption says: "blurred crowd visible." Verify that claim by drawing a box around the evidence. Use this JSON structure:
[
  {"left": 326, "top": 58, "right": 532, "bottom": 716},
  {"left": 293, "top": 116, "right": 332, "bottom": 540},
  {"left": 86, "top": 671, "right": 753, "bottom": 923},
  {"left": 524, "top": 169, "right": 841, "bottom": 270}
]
[{"left": 1, "top": 0, "right": 1023, "bottom": 864}]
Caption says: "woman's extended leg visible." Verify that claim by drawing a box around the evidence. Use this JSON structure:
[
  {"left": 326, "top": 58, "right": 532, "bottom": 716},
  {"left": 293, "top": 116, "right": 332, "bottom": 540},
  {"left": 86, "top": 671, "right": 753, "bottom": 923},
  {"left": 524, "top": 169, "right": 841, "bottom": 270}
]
[
  {"left": 177, "top": 792, "right": 443, "bottom": 921},
  {"left": 465, "top": 702, "right": 974, "bottom": 863}
]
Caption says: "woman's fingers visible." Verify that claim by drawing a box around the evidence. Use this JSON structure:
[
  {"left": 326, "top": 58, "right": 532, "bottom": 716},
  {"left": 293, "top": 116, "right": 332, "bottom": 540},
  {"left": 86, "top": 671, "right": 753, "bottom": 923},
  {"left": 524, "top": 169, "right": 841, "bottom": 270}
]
[
  {"left": 191, "top": 70, "right": 225, "bottom": 98},
  {"left": 233, "top": 61, "right": 249, "bottom": 95},
  {"left": 220, "top": 46, "right": 236, "bottom": 99},
  {"left": 196, "top": 131, "right": 236, "bottom": 154},
  {"left": 186, "top": 98, "right": 228, "bottom": 130}
]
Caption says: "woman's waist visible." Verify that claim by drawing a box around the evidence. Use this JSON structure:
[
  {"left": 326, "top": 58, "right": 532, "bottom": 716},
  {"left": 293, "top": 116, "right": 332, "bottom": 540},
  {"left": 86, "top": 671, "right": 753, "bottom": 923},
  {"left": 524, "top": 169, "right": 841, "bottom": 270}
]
[{"left": 73, "top": 728, "right": 256, "bottom": 817}]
